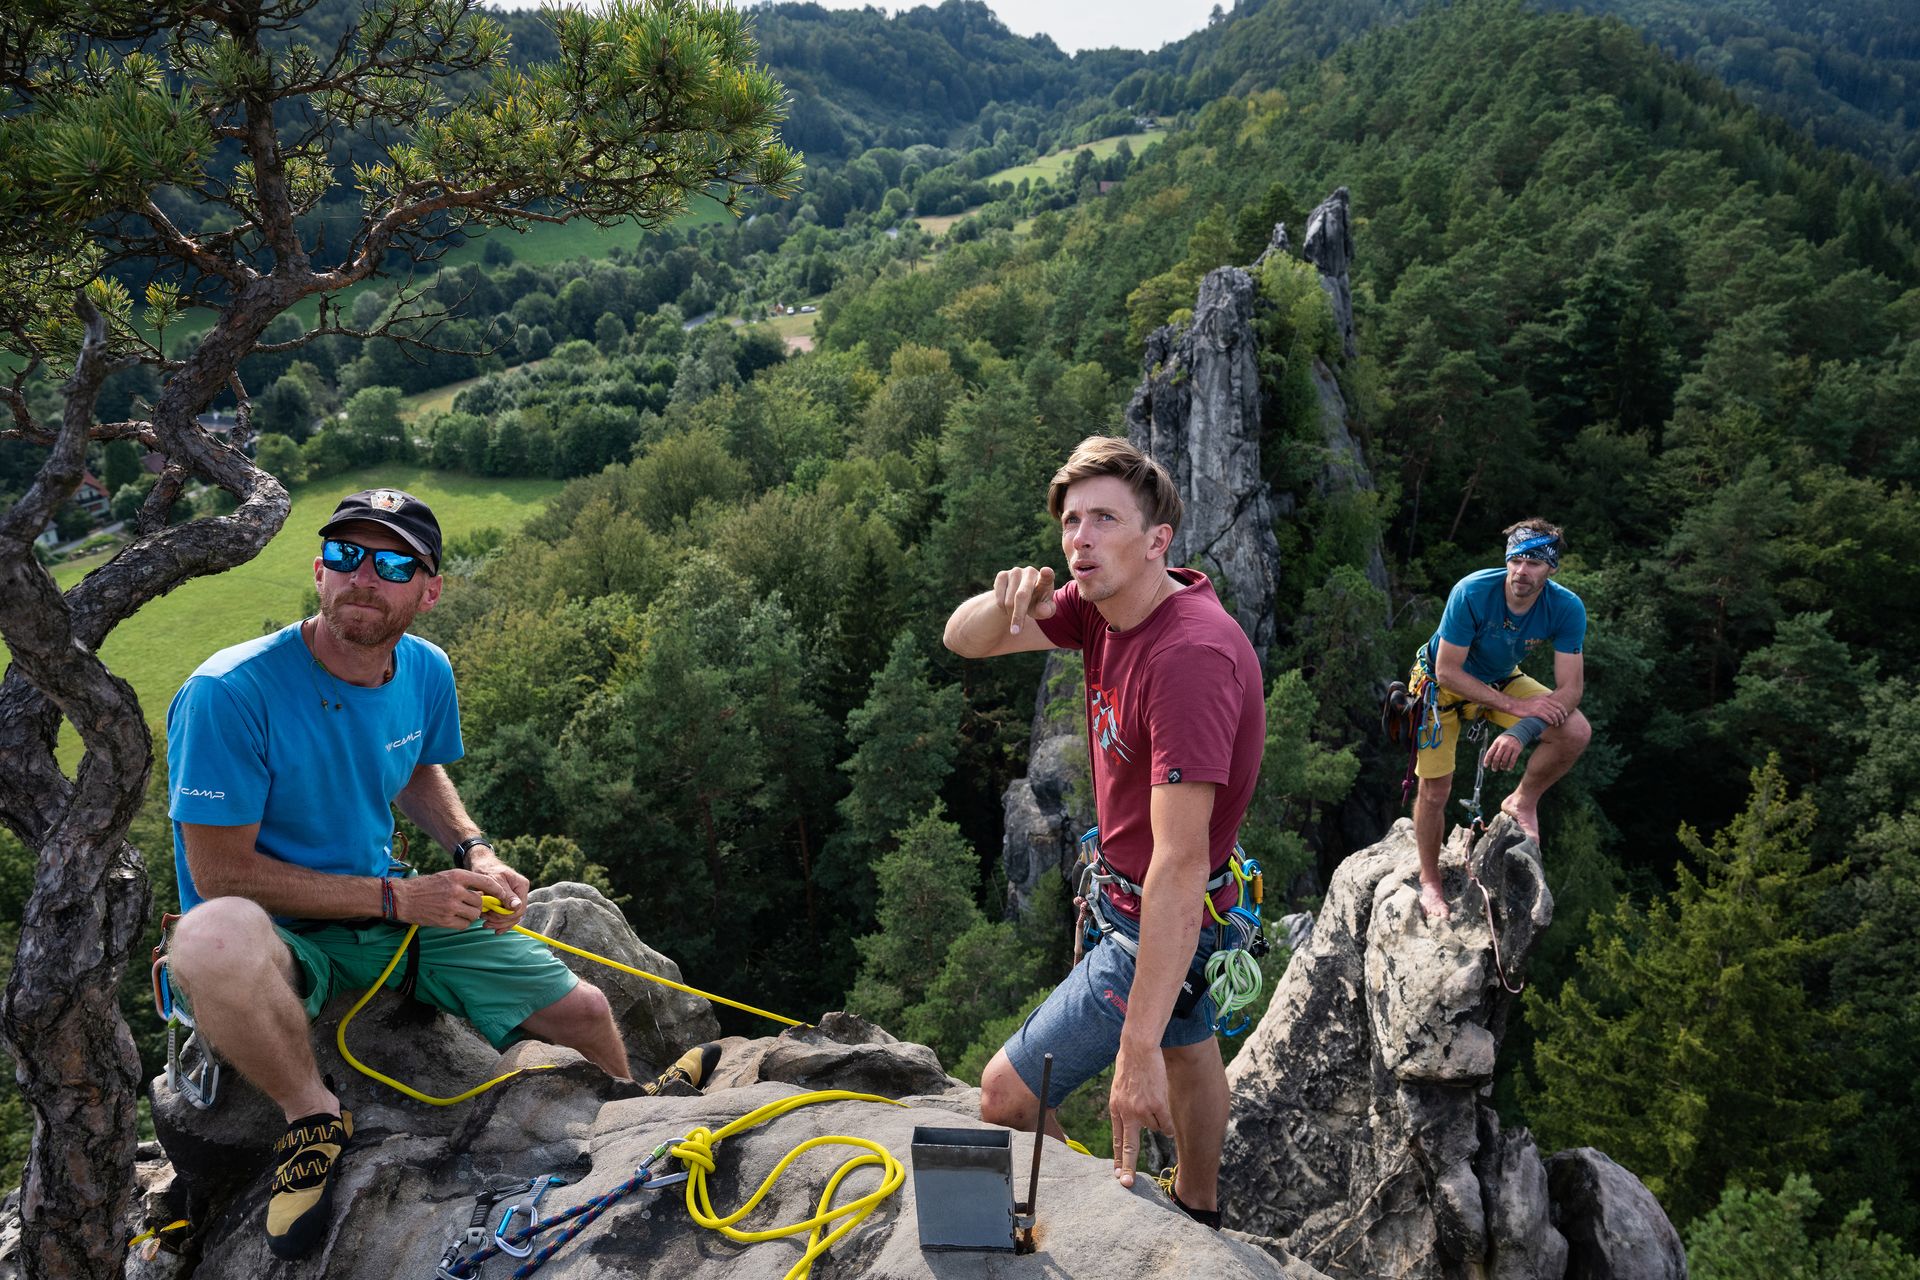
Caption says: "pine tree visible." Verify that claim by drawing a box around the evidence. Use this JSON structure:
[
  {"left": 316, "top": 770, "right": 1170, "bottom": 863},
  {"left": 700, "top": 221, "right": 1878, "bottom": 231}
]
[
  {"left": 1686, "top": 1174, "right": 1920, "bottom": 1280},
  {"left": 836, "top": 631, "right": 963, "bottom": 854},
  {"left": 1524, "top": 761, "right": 1858, "bottom": 1225},
  {"left": 845, "top": 807, "right": 983, "bottom": 1031}
]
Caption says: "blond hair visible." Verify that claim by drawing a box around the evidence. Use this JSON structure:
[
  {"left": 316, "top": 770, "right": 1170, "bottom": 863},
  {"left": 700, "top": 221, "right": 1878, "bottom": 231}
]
[{"left": 1046, "top": 436, "right": 1183, "bottom": 535}]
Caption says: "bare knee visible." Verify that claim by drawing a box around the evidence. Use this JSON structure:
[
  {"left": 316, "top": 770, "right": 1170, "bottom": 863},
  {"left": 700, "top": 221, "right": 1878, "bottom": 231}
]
[
  {"left": 527, "top": 980, "right": 613, "bottom": 1040},
  {"left": 978, "top": 1051, "right": 1040, "bottom": 1128},
  {"left": 167, "top": 897, "right": 284, "bottom": 988},
  {"left": 1548, "top": 711, "right": 1592, "bottom": 752},
  {"left": 1414, "top": 775, "right": 1453, "bottom": 812}
]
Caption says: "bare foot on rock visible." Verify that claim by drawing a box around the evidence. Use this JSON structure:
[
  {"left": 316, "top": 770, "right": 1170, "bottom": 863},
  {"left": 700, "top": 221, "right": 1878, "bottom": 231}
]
[
  {"left": 1419, "top": 880, "right": 1451, "bottom": 921},
  {"left": 1500, "top": 795, "right": 1541, "bottom": 842}
]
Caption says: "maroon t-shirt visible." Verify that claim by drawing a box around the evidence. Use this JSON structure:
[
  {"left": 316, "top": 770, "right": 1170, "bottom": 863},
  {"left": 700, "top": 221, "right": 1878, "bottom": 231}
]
[{"left": 1037, "top": 568, "right": 1265, "bottom": 921}]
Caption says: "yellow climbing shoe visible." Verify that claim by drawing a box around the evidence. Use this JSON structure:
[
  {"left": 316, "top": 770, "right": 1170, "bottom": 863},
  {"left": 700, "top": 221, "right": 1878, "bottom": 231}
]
[
  {"left": 640, "top": 1042, "right": 722, "bottom": 1096},
  {"left": 266, "top": 1110, "right": 353, "bottom": 1259}
]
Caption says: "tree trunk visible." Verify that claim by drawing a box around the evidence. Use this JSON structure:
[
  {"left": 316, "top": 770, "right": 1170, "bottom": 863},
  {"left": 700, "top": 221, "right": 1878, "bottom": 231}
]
[
  {"left": 0, "top": 295, "right": 289, "bottom": 1280},
  {"left": 5, "top": 840, "right": 151, "bottom": 1280}
]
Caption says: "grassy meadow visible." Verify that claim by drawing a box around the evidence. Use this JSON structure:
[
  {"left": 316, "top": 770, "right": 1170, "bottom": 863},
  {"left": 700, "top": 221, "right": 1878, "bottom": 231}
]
[
  {"left": 18, "top": 468, "right": 561, "bottom": 766},
  {"left": 984, "top": 130, "right": 1160, "bottom": 186}
]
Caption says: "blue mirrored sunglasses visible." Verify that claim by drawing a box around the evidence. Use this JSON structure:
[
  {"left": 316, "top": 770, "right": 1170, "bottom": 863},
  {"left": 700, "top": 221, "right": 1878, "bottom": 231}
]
[{"left": 320, "top": 538, "right": 429, "bottom": 583}]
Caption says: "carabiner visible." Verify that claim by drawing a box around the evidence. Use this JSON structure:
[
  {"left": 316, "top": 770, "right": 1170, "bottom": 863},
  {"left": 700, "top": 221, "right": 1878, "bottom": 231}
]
[{"left": 493, "top": 1175, "right": 566, "bottom": 1257}]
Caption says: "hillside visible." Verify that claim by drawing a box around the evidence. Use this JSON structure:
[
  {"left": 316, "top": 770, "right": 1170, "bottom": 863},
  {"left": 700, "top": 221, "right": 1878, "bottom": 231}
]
[{"left": 1123, "top": 0, "right": 1920, "bottom": 183}]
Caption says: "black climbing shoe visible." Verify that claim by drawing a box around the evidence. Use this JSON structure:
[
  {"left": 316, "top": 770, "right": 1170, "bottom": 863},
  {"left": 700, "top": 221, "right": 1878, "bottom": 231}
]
[
  {"left": 641, "top": 1042, "right": 722, "bottom": 1096},
  {"left": 1152, "top": 1164, "right": 1223, "bottom": 1230},
  {"left": 265, "top": 1110, "right": 353, "bottom": 1259}
]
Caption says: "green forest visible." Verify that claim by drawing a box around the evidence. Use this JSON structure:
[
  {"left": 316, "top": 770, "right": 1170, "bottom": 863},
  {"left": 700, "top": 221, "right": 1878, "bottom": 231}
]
[{"left": 3, "top": 0, "right": 1919, "bottom": 1271}]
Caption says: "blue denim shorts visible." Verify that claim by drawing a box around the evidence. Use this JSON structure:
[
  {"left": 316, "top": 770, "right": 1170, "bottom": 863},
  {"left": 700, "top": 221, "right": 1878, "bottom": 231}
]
[{"left": 1002, "top": 904, "right": 1220, "bottom": 1108}]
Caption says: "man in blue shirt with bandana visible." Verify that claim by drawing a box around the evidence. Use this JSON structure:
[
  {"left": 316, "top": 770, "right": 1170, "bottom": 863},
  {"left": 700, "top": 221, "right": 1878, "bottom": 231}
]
[{"left": 1407, "top": 518, "right": 1591, "bottom": 920}]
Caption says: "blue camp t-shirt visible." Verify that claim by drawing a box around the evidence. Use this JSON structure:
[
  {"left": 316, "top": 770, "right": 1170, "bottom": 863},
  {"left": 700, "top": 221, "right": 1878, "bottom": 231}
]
[
  {"left": 166, "top": 624, "right": 464, "bottom": 913},
  {"left": 1428, "top": 567, "right": 1587, "bottom": 686}
]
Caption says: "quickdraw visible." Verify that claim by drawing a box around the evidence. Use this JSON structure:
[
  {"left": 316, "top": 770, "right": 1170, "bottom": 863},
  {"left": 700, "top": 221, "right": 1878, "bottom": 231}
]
[
  {"left": 149, "top": 914, "right": 220, "bottom": 1111},
  {"left": 437, "top": 1157, "right": 682, "bottom": 1280},
  {"left": 1459, "top": 717, "right": 1492, "bottom": 833}
]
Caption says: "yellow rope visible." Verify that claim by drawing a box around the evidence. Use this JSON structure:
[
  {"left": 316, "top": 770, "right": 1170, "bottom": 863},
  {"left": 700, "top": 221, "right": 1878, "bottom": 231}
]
[
  {"left": 669, "top": 1090, "right": 907, "bottom": 1280},
  {"left": 334, "top": 920, "right": 553, "bottom": 1106},
  {"left": 335, "top": 897, "right": 809, "bottom": 1106}
]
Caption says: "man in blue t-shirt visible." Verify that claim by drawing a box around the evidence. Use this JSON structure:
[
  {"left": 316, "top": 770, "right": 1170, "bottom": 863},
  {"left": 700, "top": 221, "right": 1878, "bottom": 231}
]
[
  {"left": 1407, "top": 518, "right": 1591, "bottom": 920},
  {"left": 164, "top": 489, "right": 637, "bottom": 1259}
]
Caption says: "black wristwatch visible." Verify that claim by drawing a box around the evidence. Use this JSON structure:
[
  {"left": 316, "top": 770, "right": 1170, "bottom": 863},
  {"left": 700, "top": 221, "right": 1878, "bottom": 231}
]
[{"left": 451, "top": 834, "right": 494, "bottom": 870}]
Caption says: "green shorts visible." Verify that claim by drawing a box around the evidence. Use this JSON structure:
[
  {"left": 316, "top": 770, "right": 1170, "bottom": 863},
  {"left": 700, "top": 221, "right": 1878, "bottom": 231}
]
[{"left": 276, "top": 919, "right": 579, "bottom": 1050}]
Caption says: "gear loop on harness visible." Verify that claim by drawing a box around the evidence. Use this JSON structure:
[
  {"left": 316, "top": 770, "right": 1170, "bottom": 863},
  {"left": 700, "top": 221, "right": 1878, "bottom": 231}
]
[{"left": 1073, "top": 827, "right": 1268, "bottom": 1036}]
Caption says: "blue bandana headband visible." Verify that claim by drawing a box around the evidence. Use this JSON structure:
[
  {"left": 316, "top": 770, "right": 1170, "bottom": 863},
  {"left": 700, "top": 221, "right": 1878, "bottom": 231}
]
[{"left": 1506, "top": 531, "right": 1560, "bottom": 568}]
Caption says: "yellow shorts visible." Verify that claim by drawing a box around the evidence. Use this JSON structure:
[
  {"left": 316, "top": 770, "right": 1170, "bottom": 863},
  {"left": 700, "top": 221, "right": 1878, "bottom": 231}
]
[{"left": 1412, "top": 666, "right": 1551, "bottom": 780}]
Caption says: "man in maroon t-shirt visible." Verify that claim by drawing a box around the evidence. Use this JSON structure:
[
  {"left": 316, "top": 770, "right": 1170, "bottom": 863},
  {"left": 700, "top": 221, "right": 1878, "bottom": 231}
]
[{"left": 943, "top": 435, "right": 1265, "bottom": 1228}]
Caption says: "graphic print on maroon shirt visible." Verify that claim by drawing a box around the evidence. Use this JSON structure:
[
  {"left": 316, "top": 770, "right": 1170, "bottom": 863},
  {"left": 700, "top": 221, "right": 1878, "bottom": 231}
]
[
  {"left": 1089, "top": 683, "right": 1134, "bottom": 764},
  {"left": 1036, "top": 568, "right": 1265, "bottom": 921}
]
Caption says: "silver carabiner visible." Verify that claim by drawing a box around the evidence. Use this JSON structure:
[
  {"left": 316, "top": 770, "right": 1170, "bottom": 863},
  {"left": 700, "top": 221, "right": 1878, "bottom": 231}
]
[{"left": 493, "top": 1175, "right": 566, "bottom": 1258}]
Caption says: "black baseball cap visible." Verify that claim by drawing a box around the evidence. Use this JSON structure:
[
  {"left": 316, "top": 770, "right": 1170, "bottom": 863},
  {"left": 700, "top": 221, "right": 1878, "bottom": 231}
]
[{"left": 318, "top": 489, "right": 442, "bottom": 571}]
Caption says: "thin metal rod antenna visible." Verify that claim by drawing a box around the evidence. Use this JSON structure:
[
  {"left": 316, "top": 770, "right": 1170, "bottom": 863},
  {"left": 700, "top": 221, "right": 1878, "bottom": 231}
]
[{"left": 1025, "top": 1052, "right": 1053, "bottom": 1217}]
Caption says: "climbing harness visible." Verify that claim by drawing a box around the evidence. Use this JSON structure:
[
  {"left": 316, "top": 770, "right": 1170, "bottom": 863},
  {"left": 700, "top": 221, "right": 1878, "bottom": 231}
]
[
  {"left": 1073, "top": 828, "right": 1269, "bottom": 1036},
  {"left": 335, "top": 895, "right": 808, "bottom": 1107},
  {"left": 149, "top": 915, "right": 220, "bottom": 1110},
  {"left": 435, "top": 1090, "right": 907, "bottom": 1280}
]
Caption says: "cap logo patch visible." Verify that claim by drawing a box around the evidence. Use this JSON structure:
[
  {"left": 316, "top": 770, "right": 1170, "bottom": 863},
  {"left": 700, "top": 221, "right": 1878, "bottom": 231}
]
[{"left": 370, "top": 490, "right": 405, "bottom": 511}]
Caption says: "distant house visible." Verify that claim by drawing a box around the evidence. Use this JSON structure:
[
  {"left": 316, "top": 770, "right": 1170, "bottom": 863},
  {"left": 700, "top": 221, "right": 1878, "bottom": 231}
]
[
  {"left": 1097, "top": 180, "right": 1120, "bottom": 195},
  {"left": 74, "top": 471, "right": 110, "bottom": 518}
]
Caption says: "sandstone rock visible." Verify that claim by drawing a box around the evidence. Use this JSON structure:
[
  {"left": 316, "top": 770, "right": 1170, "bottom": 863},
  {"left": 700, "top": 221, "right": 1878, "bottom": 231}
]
[
  {"left": 704, "top": 1013, "right": 968, "bottom": 1100},
  {"left": 177, "top": 1081, "right": 1312, "bottom": 1279},
  {"left": 1302, "top": 187, "right": 1357, "bottom": 359},
  {"left": 1125, "top": 265, "right": 1282, "bottom": 667},
  {"left": 521, "top": 881, "right": 723, "bottom": 1079},
  {"left": 999, "top": 651, "right": 1091, "bottom": 916},
  {"left": 1477, "top": 1114, "right": 1570, "bottom": 1280},
  {"left": 1547, "top": 1148, "right": 1688, "bottom": 1280},
  {"left": 1218, "top": 815, "right": 1674, "bottom": 1278}
]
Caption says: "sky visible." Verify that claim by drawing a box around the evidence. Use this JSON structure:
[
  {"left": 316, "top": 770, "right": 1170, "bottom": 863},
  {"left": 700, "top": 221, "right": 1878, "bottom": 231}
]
[{"left": 485, "top": 1, "right": 1224, "bottom": 55}]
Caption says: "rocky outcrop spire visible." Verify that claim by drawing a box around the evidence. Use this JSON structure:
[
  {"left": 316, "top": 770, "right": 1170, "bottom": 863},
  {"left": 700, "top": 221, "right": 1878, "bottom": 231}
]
[
  {"left": 1303, "top": 187, "right": 1357, "bottom": 359},
  {"left": 998, "top": 651, "right": 1090, "bottom": 918},
  {"left": 1124, "top": 266, "right": 1282, "bottom": 666},
  {"left": 1220, "top": 817, "right": 1686, "bottom": 1279}
]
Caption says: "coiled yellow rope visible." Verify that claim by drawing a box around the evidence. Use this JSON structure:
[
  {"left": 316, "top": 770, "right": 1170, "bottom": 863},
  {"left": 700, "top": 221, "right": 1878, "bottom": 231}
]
[{"left": 670, "top": 1090, "right": 908, "bottom": 1280}]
